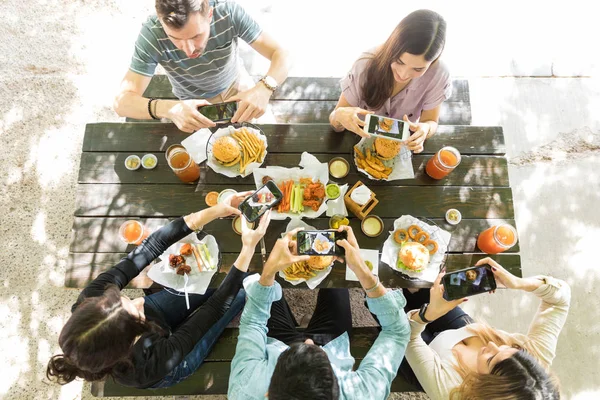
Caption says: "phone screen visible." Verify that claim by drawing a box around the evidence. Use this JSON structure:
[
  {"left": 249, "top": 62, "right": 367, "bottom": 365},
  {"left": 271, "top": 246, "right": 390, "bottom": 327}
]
[
  {"left": 297, "top": 230, "right": 347, "bottom": 256},
  {"left": 198, "top": 101, "right": 238, "bottom": 122},
  {"left": 443, "top": 265, "right": 497, "bottom": 300},
  {"left": 238, "top": 180, "right": 283, "bottom": 222},
  {"left": 365, "top": 115, "right": 409, "bottom": 141}
]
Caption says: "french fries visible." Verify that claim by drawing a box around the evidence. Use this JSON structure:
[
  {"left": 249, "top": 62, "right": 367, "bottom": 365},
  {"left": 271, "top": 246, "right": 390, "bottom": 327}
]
[
  {"left": 218, "top": 128, "right": 266, "bottom": 174},
  {"left": 353, "top": 142, "right": 394, "bottom": 180},
  {"left": 283, "top": 261, "right": 317, "bottom": 280}
]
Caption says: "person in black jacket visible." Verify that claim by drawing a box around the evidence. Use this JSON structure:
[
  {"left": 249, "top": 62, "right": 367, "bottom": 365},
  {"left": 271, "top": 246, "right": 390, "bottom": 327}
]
[{"left": 47, "top": 192, "right": 271, "bottom": 389}]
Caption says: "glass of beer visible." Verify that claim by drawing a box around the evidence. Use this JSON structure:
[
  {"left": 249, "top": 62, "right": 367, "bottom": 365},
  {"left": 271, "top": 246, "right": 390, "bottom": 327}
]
[
  {"left": 166, "top": 145, "right": 200, "bottom": 183},
  {"left": 425, "top": 146, "right": 461, "bottom": 179},
  {"left": 477, "top": 224, "right": 518, "bottom": 254},
  {"left": 119, "top": 220, "right": 150, "bottom": 245}
]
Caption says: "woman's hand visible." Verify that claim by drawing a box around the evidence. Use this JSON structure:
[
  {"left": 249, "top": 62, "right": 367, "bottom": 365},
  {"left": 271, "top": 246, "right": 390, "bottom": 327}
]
[
  {"left": 240, "top": 210, "right": 271, "bottom": 249},
  {"left": 476, "top": 257, "right": 541, "bottom": 292},
  {"left": 403, "top": 115, "right": 431, "bottom": 154},
  {"left": 208, "top": 190, "right": 252, "bottom": 220},
  {"left": 333, "top": 107, "right": 373, "bottom": 137},
  {"left": 425, "top": 270, "right": 468, "bottom": 321},
  {"left": 259, "top": 228, "right": 310, "bottom": 286}
]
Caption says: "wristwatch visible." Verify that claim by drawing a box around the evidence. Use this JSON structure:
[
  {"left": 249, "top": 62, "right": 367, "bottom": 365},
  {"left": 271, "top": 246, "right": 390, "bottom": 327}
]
[
  {"left": 418, "top": 303, "right": 432, "bottom": 323},
  {"left": 260, "top": 75, "right": 278, "bottom": 92}
]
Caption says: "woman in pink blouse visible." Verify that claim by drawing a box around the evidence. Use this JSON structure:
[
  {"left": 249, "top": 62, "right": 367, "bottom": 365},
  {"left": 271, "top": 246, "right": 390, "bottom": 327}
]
[{"left": 329, "top": 9, "right": 451, "bottom": 153}]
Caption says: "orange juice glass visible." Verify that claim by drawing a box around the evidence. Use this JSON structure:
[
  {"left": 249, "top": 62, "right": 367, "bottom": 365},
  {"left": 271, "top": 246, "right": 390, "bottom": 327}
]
[
  {"left": 119, "top": 220, "right": 150, "bottom": 245},
  {"left": 426, "top": 146, "right": 461, "bottom": 179},
  {"left": 166, "top": 145, "right": 200, "bottom": 183},
  {"left": 477, "top": 224, "right": 517, "bottom": 254}
]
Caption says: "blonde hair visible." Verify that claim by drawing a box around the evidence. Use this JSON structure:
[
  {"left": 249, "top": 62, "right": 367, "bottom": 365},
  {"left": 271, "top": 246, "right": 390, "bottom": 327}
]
[{"left": 449, "top": 322, "right": 560, "bottom": 400}]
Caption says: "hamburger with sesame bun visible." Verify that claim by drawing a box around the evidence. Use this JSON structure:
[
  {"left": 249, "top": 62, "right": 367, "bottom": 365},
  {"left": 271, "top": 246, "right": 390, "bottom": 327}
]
[
  {"left": 374, "top": 137, "right": 402, "bottom": 160},
  {"left": 213, "top": 136, "right": 241, "bottom": 166},
  {"left": 398, "top": 242, "right": 430, "bottom": 272},
  {"left": 307, "top": 255, "right": 334, "bottom": 271}
]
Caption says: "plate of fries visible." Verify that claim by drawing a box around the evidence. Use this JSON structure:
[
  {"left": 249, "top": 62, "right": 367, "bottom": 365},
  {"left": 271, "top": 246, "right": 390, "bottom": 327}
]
[
  {"left": 353, "top": 137, "right": 414, "bottom": 181},
  {"left": 278, "top": 219, "right": 334, "bottom": 289},
  {"left": 207, "top": 124, "right": 268, "bottom": 178}
]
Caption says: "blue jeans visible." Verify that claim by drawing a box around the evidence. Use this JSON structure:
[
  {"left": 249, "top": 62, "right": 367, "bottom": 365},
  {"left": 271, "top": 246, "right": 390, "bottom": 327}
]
[{"left": 145, "top": 288, "right": 246, "bottom": 388}]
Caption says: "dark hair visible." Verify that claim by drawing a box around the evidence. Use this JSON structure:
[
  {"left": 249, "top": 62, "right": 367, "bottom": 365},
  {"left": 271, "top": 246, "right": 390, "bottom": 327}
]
[
  {"left": 268, "top": 342, "right": 339, "bottom": 400},
  {"left": 361, "top": 9, "right": 447, "bottom": 109},
  {"left": 156, "top": 0, "right": 210, "bottom": 29},
  {"left": 46, "top": 285, "right": 163, "bottom": 384},
  {"left": 452, "top": 350, "right": 561, "bottom": 399}
]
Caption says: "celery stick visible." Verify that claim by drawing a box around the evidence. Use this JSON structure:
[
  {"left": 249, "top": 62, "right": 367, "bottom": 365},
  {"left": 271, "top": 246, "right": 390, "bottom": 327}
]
[{"left": 290, "top": 184, "right": 296, "bottom": 213}]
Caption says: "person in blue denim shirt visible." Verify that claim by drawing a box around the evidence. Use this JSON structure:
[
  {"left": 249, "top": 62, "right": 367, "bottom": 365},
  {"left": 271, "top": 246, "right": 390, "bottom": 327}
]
[{"left": 228, "top": 225, "right": 411, "bottom": 400}]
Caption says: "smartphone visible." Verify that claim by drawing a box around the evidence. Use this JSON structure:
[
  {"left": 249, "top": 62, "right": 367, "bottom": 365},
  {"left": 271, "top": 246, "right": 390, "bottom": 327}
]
[
  {"left": 442, "top": 265, "right": 497, "bottom": 301},
  {"left": 198, "top": 101, "right": 238, "bottom": 123},
  {"left": 297, "top": 230, "right": 347, "bottom": 257},
  {"left": 363, "top": 114, "right": 410, "bottom": 141},
  {"left": 238, "top": 180, "right": 283, "bottom": 223}
]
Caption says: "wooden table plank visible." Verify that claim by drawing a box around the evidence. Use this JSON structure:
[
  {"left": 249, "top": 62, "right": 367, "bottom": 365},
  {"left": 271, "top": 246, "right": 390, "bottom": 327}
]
[
  {"left": 70, "top": 217, "right": 520, "bottom": 254},
  {"left": 65, "top": 252, "right": 521, "bottom": 290},
  {"left": 79, "top": 152, "right": 510, "bottom": 187},
  {"left": 144, "top": 75, "right": 471, "bottom": 103},
  {"left": 82, "top": 123, "right": 505, "bottom": 155},
  {"left": 74, "top": 184, "right": 514, "bottom": 219}
]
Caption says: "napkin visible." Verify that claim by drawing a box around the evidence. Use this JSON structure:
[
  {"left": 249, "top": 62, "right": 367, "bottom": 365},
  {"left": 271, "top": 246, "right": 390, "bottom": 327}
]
[
  {"left": 181, "top": 128, "right": 213, "bottom": 164},
  {"left": 326, "top": 184, "right": 349, "bottom": 217},
  {"left": 346, "top": 249, "right": 379, "bottom": 281},
  {"left": 350, "top": 184, "right": 372, "bottom": 206}
]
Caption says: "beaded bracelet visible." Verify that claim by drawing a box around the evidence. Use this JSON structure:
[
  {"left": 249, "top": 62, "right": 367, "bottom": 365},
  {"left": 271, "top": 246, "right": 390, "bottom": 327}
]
[{"left": 148, "top": 98, "right": 159, "bottom": 120}]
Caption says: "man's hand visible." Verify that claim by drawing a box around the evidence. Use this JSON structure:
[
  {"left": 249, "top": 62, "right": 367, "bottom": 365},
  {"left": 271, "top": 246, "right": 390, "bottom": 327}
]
[
  {"left": 333, "top": 107, "right": 373, "bottom": 137},
  {"left": 403, "top": 114, "right": 431, "bottom": 154},
  {"left": 229, "top": 84, "right": 272, "bottom": 123},
  {"left": 259, "top": 228, "right": 310, "bottom": 286},
  {"left": 161, "top": 99, "right": 216, "bottom": 133}
]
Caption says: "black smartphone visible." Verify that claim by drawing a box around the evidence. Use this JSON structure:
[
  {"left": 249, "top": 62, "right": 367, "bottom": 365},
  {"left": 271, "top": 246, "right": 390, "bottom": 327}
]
[
  {"left": 198, "top": 101, "right": 238, "bottom": 123},
  {"left": 442, "top": 265, "right": 497, "bottom": 301},
  {"left": 238, "top": 180, "right": 283, "bottom": 223},
  {"left": 363, "top": 114, "right": 410, "bottom": 141},
  {"left": 297, "top": 230, "right": 347, "bottom": 256}
]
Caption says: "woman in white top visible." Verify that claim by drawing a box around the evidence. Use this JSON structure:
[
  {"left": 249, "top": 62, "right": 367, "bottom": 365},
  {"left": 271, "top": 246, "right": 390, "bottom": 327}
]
[{"left": 402, "top": 257, "right": 570, "bottom": 399}]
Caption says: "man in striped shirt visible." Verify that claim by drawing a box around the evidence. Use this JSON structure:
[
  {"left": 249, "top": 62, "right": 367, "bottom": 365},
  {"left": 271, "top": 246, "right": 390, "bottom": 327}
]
[{"left": 114, "top": 0, "right": 291, "bottom": 132}]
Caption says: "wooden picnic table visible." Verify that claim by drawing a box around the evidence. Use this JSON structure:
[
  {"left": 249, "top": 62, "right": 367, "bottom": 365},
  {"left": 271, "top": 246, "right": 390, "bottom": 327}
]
[{"left": 68, "top": 121, "right": 520, "bottom": 291}]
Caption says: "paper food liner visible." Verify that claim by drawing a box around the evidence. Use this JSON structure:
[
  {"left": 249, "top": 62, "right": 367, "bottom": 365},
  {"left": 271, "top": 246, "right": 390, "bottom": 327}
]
[
  {"left": 253, "top": 152, "right": 329, "bottom": 220},
  {"left": 354, "top": 137, "right": 414, "bottom": 181},
  {"left": 181, "top": 128, "right": 212, "bottom": 164},
  {"left": 206, "top": 125, "right": 268, "bottom": 178},
  {"left": 346, "top": 249, "right": 379, "bottom": 282},
  {"left": 326, "top": 183, "right": 349, "bottom": 217},
  {"left": 277, "top": 219, "right": 333, "bottom": 289},
  {"left": 381, "top": 215, "right": 451, "bottom": 283},
  {"left": 148, "top": 234, "right": 219, "bottom": 295}
]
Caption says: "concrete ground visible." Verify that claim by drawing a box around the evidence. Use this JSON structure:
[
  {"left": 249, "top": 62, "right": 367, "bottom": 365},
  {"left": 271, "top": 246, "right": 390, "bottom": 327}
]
[{"left": 1, "top": 0, "right": 599, "bottom": 399}]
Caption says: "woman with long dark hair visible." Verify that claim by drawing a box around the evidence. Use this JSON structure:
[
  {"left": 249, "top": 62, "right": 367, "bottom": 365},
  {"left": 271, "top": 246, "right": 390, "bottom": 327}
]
[
  {"left": 403, "top": 258, "right": 570, "bottom": 399},
  {"left": 47, "top": 192, "right": 271, "bottom": 389},
  {"left": 329, "top": 9, "right": 450, "bottom": 153}
]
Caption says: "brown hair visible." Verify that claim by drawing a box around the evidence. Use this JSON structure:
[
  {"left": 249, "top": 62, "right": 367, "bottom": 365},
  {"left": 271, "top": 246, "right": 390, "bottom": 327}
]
[
  {"left": 46, "top": 285, "right": 164, "bottom": 384},
  {"left": 450, "top": 323, "right": 561, "bottom": 399},
  {"left": 156, "top": 0, "right": 210, "bottom": 29},
  {"left": 361, "top": 9, "right": 446, "bottom": 109}
]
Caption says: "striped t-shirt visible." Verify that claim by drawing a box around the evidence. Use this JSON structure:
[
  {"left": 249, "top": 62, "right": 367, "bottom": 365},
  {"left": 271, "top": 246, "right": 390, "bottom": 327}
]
[{"left": 130, "top": 0, "right": 262, "bottom": 99}]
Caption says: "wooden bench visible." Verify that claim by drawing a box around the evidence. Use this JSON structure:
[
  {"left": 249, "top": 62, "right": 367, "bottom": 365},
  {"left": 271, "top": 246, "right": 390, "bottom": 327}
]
[
  {"left": 132, "top": 75, "right": 472, "bottom": 125},
  {"left": 91, "top": 327, "right": 421, "bottom": 397}
]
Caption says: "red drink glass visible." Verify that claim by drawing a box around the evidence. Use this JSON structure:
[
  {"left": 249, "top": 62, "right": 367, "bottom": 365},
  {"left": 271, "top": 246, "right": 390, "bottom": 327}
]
[
  {"left": 426, "top": 146, "right": 461, "bottom": 179},
  {"left": 477, "top": 224, "right": 518, "bottom": 254},
  {"left": 119, "top": 220, "right": 150, "bottom": 245}
]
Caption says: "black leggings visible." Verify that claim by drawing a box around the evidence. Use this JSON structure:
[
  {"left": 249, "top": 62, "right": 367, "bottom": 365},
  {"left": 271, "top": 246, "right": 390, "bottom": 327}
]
[
  {"left": 267, "top": 288, "right": 352, "bottom": 347},
  {"left": 397, "top": 288, "right": 474, "bottom": 389}
]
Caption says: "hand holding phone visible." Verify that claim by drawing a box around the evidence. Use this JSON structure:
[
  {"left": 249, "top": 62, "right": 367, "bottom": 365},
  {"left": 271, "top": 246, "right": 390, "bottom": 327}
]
[
  {"left": 442, "top": 265, "right": 497, "bottom": 301},
  {"left": 238, "top": 180, "right": 283, "bottom": 223},
  {"left": 297, "top": 230, "right": 347, "bottom": 257},
  {"left": 198, "top": 101, "right": 238, "bottom": 123}
]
